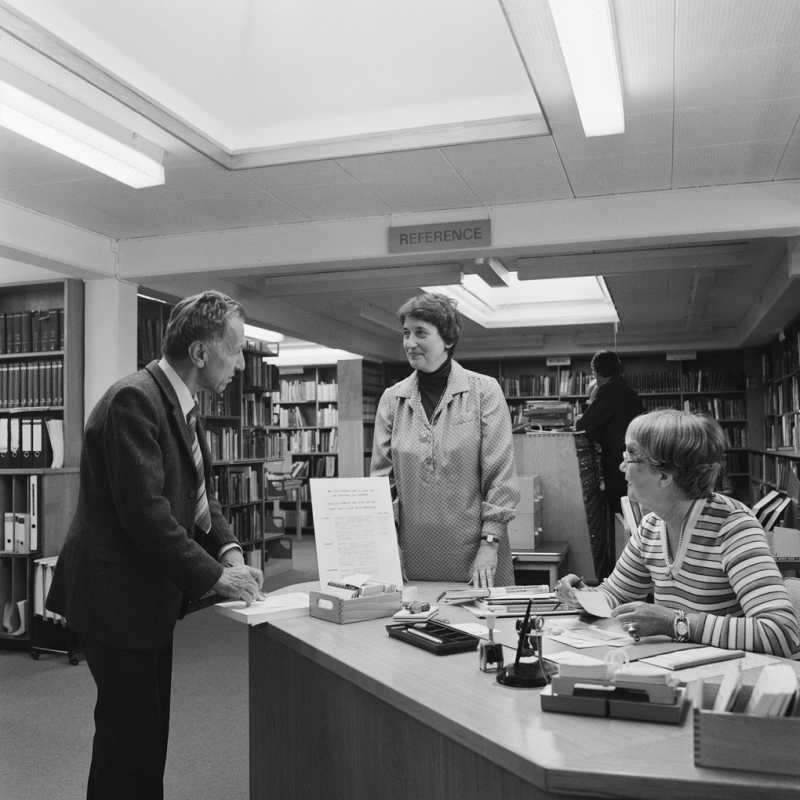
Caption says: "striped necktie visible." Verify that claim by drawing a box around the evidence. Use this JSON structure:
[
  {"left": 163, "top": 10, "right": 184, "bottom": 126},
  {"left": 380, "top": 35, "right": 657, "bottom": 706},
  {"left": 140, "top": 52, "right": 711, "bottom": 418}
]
[{"left": 187, "top": 406, "right": 212, "bottom": 535}]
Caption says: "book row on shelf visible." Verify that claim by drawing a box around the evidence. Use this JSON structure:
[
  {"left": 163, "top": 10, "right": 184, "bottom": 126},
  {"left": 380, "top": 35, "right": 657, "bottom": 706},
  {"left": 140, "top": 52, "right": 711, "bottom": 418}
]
[
  {"left": 0, "top": 308, "right": 63, "bottom": 354},
  {"left": 0, "top": 475, "right": 39, "bottom": 555},
  {"left": 197, "top": 388, "right": 237, "bottom": 417},
  {"left": 761, "top": 327, "right": 800, "bottom": 383},
  {"left": 242, "top": 391, "right": 278, "bottom": 427},
  {"left": 204, "top": 427, "right": 240, "bottom": 463},
  {"left": 277, "top": 404, "right": 338, "bottom": 427},
  {"left": 287, "top": 428, "right": 337, "bottom": 454},
  {"left": 211, "top": 465, "right": 261, "bottom": 505},
  {"left": 227, "top": 504, "right": 264, "bottom": 546},
  {"left": 278, "top": 378, "right": 338, "bottom": 403},
  {"left": 764, "top": 378, "right": 800, "bottom": 417},
  {"left": 242, "top": 351, "right": 279, "bottom": 389},
  {"left": 750, "top": 452, "right": 800, "bottom": 494},
  {"left": 0, "top": 360, "right": 63, "bottom": 408},
  {"left": 765, "top": 415, "right": 800, "bottom": 452}
]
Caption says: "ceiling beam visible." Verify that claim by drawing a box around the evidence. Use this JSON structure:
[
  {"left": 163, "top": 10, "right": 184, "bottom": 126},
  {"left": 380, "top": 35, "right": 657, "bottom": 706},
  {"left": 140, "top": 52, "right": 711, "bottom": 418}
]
[
  {"left": 514, "top": 245, "right": 750, "bottom": 280},
  {"left": 262, "top": 264, "right": 462, "bottom": 297}
]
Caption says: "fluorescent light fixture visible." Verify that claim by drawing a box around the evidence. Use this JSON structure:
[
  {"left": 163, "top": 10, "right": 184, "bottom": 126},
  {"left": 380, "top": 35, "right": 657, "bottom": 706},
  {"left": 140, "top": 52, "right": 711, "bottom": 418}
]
[
  {"left": 0, "top": 80, "right": 165, "bottom": 187},
  {"left": 547, "top": 0, "right": 624, "bottom": 137},
  {"left": 244, "top": 323, "right": 284, "bottom": 344},
  {"left": 265, "top": 346, "right": 361, "bottom": 367},
  {"left": 423, "top": 273, "right": 618, "bottom": 328}
]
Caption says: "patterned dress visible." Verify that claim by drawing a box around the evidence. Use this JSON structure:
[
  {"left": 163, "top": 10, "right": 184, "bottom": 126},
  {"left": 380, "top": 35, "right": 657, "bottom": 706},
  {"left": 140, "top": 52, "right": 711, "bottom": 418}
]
[
  {"left": 599, "top": 493, "right": 800, "bottom": 656},
  {"left": 371, "top": 361, "right": 519, "bottom": 582}
]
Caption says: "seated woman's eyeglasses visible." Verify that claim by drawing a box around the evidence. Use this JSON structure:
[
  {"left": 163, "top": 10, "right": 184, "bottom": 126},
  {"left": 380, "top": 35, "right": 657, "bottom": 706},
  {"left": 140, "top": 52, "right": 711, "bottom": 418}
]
[{"left": 622, "top": 451, "right": 646, "bottom": 465}]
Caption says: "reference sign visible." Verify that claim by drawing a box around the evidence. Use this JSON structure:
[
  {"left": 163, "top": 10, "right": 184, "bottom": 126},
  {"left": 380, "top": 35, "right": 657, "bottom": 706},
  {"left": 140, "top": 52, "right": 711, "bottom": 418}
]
[{"left": 388, "top": 219, "right": 491, "bottom": 253}]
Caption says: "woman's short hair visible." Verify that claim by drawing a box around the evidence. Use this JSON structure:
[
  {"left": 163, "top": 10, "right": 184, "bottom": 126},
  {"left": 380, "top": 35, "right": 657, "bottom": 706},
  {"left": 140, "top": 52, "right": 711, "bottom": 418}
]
[
  {"left": 162, "top": 290, "right": 245, "bottom": 360},
  {"left": 396, "top": 292, "right": 462, "bottom": 349},
  {"left": 626, "top": 409, "right": 725, "bottom": 499}
]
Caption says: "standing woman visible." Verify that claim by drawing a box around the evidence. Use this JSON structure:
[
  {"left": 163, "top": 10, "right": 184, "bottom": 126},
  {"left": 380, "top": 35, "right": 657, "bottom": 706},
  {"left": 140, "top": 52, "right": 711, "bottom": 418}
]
[{"left": 371, "top": 292, "right": 519, "bottom": 586}]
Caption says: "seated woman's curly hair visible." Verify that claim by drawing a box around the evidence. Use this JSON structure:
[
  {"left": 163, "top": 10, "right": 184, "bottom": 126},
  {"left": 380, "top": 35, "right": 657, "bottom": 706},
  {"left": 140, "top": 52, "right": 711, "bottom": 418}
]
[{"left": 626, "top": 409, "right": 725, "bottom": 499}]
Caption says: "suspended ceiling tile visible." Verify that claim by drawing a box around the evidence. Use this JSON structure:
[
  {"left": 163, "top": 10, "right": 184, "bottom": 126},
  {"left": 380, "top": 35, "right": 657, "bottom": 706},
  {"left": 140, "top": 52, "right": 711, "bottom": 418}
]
[
  {"left": 677, "top": 0, "right": 800, "bottom": 52},
  {"left": 247, "top": 160, "right": 361, "bottom": 190},
  {"left": 673, "top": 140, "right": 784, "bottom": 187},
  {"left": 550, "top": 111, "right": 673, "bottom": 159},
  {"left": 0, "top": 129, "right": 94, "bottom": 187},
  {"left": 338, "top": 149, "right": 477, "bottom": 212},
  {"left": 775, "top": 133, "right": 800, "bottom": 179},
  {"left": 614, "top": 0, "right": 675, "bottom": 115},
  {"left": 675, "top": 99, "right": 800, "bottom": 149},
  {"left": 263, "top": 182, "right": 391, "bottom": 221},
  {"left": 442, "top": 137, "right": 572, "bottom": 204},
  {"left": 565, "top": 151, "right": 671, "bottom": 197},
  {"left": 676, "top": 48, "right": 800, "bottom": 108}
]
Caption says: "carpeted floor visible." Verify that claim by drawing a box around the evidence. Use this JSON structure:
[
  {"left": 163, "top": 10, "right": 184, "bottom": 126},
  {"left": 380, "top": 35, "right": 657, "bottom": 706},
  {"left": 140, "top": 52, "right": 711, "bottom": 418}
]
[{"left": 0, "top": 539, "right": 318, "bottom": 800}]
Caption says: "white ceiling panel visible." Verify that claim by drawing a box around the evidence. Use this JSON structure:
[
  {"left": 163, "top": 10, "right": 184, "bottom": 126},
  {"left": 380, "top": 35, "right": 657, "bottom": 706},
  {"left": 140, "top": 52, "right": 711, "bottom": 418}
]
[
  {"left": 0, "top": 129, "right": 94, "bottom": 187},
  {"left": 676, "top": 48, "right": 800, "bottom": 107},
  {"left": 775, "top": 134, "right": 800, "bottom": 180},
  {"left": 550, "top": 112, "right": 673, "bottom": 159},
  {"left": 675, "top": 100, "right": 800, "bottom": 149},
  {"left": 565, "top": 151, "right": 672, "bottom": 197},
  {"left": 613, "top": 0, "right": 675, "bottom": 114},
  {"left": 262, "top": 182, "right": 390, "bottom": 222},
  {"left": 338, "top": 150, "right": 478, "bottom": 212},
  {"left": 442, "top": 138, "right": 572, "bottom": 204},
  {"left": 673, "top": 140, "right": 784, "bottom": 187},
  {"left": 678, "top": 0, "right": 800, "bottom": 51}
]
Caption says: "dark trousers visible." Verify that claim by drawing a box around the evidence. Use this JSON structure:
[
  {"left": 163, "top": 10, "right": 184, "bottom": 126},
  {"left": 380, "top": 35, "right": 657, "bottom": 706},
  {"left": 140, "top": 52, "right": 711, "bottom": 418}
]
[{"left": 84, "top": 636, "right": 174, "bottom": 800}]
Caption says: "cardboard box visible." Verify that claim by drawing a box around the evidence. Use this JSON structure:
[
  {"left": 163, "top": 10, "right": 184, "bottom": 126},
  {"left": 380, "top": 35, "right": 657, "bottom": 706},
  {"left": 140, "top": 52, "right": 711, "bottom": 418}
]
[{"left": 309, "top": 590, "right": 402, "bottom": 624}]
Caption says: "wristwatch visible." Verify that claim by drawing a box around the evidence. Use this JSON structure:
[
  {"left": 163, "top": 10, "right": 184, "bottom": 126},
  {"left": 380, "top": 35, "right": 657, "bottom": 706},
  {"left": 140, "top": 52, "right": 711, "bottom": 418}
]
[
  {"left": 481, "top": 533, "right": 500, "bottom": 546},
  {"left": 673, "top": 609, "right": 690, "bottom": 642}
]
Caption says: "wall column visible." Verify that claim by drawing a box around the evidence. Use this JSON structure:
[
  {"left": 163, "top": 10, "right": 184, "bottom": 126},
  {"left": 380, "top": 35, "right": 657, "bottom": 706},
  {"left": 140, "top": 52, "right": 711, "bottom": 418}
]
[{"left": 84, "top": 278, "right": 138, "bottom": 419}]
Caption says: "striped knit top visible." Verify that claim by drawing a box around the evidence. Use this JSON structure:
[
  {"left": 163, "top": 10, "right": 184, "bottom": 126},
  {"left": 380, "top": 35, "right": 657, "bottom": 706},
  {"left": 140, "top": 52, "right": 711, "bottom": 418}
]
[{"left": 599, "top": 493, "right": 800, "bottom": 656}]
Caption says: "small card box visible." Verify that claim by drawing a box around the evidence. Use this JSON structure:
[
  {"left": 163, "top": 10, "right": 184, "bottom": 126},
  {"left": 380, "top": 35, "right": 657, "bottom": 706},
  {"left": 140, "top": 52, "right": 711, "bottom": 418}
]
[
  {"left": 693, "top": 684, "right": 800, "bottom": 776},
  {"left": 309, "top": 589, "right": 402, "bottom": 624}
]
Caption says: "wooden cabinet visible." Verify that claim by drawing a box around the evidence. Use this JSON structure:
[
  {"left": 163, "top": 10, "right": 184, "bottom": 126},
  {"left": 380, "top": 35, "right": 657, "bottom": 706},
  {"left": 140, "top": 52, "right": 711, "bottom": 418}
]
[{"left": 0, "top": 280, "right": 83, "bottom": 650}]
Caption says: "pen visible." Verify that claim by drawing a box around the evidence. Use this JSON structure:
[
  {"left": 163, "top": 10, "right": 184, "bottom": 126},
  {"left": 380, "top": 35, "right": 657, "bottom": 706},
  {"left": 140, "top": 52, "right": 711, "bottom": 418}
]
[
  {"left": 328, "top": 580, "right": 361, "bottom": 594},
  {"left": 406, "top": 628, "right": 443, "bottom": 644}
]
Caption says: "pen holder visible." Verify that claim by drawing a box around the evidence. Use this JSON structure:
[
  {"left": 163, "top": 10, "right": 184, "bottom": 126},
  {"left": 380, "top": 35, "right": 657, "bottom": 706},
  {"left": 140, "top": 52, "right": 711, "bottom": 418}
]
[
  {"left": 496, "top": 613, "right": 548, "bottom": 688},
  {"left": 478, "top": 640, "right": 504, "bottom": 673}
]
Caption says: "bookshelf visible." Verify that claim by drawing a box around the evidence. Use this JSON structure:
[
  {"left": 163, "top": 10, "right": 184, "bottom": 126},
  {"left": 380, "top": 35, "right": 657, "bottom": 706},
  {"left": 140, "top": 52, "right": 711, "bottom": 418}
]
[
  {"left": 136, "top": 295, "right": 289, "bottom": 570},
  {"left": 444, "top": 352, "right": 750, "bottom": 503},
  {"left": 0, "top": 279, "right": 83, "bottom": 652},
  {"left": 273, "top": 359, "right": 386, "bottom": 536},
  {"left": 752, "top": 313, "right": 800, "bottom": 527}
]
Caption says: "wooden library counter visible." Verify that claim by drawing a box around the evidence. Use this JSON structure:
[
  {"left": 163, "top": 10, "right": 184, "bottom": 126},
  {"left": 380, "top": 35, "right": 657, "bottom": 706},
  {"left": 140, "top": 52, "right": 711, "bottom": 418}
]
[{"left": 245, "top": 583, "right": 800, "bottom": 800}]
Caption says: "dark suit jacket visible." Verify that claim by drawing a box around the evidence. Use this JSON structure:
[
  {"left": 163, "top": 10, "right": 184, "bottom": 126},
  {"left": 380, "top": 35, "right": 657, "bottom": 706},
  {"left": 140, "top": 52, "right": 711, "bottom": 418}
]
[
  {"left": 46, "top": 361, "right": 238, "bottom": 650},
  {"left": 575, "top": 375, "right": 646, "bottom": 502}
]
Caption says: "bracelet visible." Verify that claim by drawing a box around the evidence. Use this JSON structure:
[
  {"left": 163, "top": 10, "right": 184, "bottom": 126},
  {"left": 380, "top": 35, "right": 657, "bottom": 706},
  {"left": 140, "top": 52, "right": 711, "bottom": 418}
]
[{"left": 480, "top": 533, "right": 500, "bottom": 546}]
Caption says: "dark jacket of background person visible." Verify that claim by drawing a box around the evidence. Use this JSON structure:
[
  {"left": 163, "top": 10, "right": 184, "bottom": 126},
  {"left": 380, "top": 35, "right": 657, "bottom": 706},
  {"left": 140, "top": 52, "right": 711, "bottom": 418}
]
[
  {"left": 47, "top": 360, "right": 238, "bottom": 650},
  {"left": 575, "top": 375, "right": 645, "bottom": 511}
]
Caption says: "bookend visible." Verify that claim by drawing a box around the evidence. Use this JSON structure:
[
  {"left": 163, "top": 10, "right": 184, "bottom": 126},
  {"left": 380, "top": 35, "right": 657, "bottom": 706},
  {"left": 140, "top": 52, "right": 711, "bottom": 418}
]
[{"left": 497, "top": 602, "right": 549, "bottom": 688}]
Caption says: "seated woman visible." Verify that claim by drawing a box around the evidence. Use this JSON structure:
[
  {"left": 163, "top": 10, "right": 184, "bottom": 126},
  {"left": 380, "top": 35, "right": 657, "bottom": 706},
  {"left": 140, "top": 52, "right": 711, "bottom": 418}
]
[{"left": 557, "top": 409, "right": 799, "bottom": 656}]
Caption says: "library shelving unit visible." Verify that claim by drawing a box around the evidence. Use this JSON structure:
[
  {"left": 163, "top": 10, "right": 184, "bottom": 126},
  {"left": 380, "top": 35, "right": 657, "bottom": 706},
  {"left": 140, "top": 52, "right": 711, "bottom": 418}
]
[
  {"left": 273, "top": 359, "right": 387, "bottom": 537},
  {"left": 136, "top": 295, "right": 289, "bottom": 572},
  {"left": 0, "top": 279, "right": 83, "bottom": 657},
  {"left": 452, "top": 352, "right": 751, "bottom": 503},
  {"left": 751, "top": 315, "right": 800, "bottom": 527}
]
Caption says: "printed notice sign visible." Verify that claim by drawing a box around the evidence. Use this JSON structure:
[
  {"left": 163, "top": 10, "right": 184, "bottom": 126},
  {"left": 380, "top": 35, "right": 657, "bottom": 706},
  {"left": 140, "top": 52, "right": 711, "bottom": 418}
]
[
  {"left": 310, "top": 477, "right": 403, "bottom": 588},
  {"left": 388, "top": 219, "right": 491, "bottom": 253}
]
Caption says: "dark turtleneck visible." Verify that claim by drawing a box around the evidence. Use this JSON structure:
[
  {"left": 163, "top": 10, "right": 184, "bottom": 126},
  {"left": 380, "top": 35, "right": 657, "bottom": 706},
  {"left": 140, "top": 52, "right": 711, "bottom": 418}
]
[{"left": 417, "top": 355, "right": 452, "bottom": 421}]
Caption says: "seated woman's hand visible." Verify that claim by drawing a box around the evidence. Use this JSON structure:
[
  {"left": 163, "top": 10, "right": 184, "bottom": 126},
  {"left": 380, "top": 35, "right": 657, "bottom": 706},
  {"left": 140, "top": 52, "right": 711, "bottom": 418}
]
[
  {"left": 555, "top": 573, "right": 585, "bottom": 607},
  {"left": 470, "top": 544, "right": 499, "bottom": 588},
  {"left": 612, "top": 601, "right": 676, "bottom": 640}
]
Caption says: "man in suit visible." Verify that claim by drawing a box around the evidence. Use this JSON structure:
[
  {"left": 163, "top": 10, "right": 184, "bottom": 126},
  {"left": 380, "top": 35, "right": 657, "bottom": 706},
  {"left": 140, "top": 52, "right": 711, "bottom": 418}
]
[
  {"left": 47, "top": 290, "right": 264, "bottom": 800},
  {"left": 575, "top": 349, "right": 645, "bottom": 515}
]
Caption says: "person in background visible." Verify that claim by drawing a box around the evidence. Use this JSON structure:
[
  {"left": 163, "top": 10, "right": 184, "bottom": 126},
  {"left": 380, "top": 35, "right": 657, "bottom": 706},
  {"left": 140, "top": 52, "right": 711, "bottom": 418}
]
[
  {"left": 47, "top": 290, "right": 264, "bottom": 800},
  {"left": 557, "top": 410, "right": 799, "bottom": 656},
  {"left": 575, "top": 350, "right": 645, "bottom": 515},
  {"left": 371, "top": 292, "right": 519, "bottom": 587}
]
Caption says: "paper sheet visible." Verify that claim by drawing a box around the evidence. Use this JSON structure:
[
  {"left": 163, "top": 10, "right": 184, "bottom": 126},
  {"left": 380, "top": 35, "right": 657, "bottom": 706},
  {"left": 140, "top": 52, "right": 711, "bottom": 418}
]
[
  {"left": 310, "top": 477, "right": 403, "bottom": 588},
  {"left": 574, "top": 589, "right": 613, "bottom": 618},
  {"left": 215, "top": 592, "right": 309, "bottom": 626}
]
